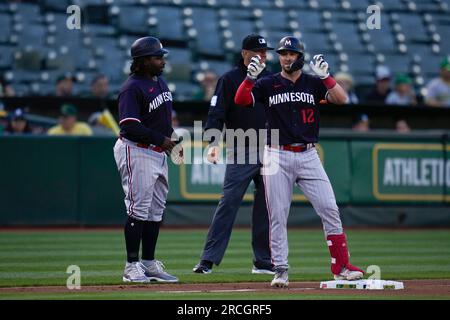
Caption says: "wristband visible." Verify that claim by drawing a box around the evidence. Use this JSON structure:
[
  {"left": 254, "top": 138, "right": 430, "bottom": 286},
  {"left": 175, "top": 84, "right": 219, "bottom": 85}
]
[{"left": 322, "top": 76, "right": 337, "bottom": 90}]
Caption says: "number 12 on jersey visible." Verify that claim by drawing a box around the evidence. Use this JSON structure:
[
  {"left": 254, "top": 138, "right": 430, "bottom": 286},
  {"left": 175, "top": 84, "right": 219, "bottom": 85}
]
[{"left": 301, "top": 108, "right": 315, "bottom": 123}]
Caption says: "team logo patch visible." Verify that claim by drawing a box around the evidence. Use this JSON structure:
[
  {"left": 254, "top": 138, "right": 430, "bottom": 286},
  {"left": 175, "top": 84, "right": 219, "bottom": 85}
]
[
  {"left": 259, "top": 38, "right": 266, "bottom": 44},
  {"left": 285, "top": 39, "right": 291, "bottom": 46},
  {"left": 210, "top": 95, "right": 218, "bottom": 107}
]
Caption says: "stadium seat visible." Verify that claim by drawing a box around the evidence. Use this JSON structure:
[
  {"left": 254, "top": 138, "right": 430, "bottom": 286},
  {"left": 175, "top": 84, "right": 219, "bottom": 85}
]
[
  {"left": 17, "top": 23, "right": 47, "bottom": 48},
  {"left": 345, "top": 0, "right": 373, "bottom": 10},
  {"left": 314, "top": 0, "right": 339, "bottom": 9},
  {"left": 197, "top": 59, "right": 232, "bottom": 77},
  {"left": 0, "top": 45, "right": 14, "bottom": 70},
  {"left": 378, "top": 0, "right": 406, "bottom": 11},
  {"left": 331, "top": 22, "right": 365, "bottom": 53},
  {"left": 169, "top": 81, "right": 201, "bottom": 101},
  {"left": 365, "top": 15, "right": 396, "bottom": 53},
  {"left": 84, "top": 24, "right": 116, "bottom": 37},
  {"left": 381, "top": 53, "right": 411, "bottom": 75},
  {"left": 41, "top": 0, "right": 72, "bottom": 11},
  {"left": 281, "top": 0, "right": 306, "bottom": 8},
  {"left": 218, "top": 7, "right": 253, "bottom": 19},
  {"left": 344, "top": 53, "right": 376, "bottom": 76},
  {"left": 295, "top": 9, "right": 325, "bottom": 32},
  {"left": 397, "top": 13, "right": 430, "bottom": 43},
  {"left": 301, "top": 31, "right": 332, "bottom": 53},
  {"left": 227, "top": 19, "right": 256, "bottom": 49},
  {"left": 115, "top": 5, "right": 150, "bottom": 35},
  {"left": 11, "top": 2, "right": 42, "bottom": 23},
  {"left": 0, "top": 13, "right": 12, "bottom": 43},
  {"left": 258, "top": 8, "right": 290, "bottom": 31},
  {"left": 14, "top": 47, "right": 43, "bottom": 71},
  {"left": 153, "top": 6, "right": 185, "bottom": 42}
]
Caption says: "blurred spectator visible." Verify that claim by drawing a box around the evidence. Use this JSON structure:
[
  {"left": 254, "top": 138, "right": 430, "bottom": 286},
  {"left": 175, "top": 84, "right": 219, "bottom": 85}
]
[
  {"left": 0, "top": 75, "right": 15, "bottom": 97},
  {"left": 4, "top": 108, "right": 32, "bottom": 134},
  {"left": 352, "top": 113, "right": 370, "bottom": 132},
  {"left": 365, "top": 65, "right": 392, "bottom": 105},
  {"left": 335, "top": 72, "right": 359, "bottom": 104},
  {"left": 0, "top": 104, "right": 8, "bottom": 134},
  {"left": 425, "top": 56, "right": 450, "bottom": 108},
  {"left": 88, "top": 110, "right": 118, "bottom": 136},
  {"left": 90, "top": 74, "right": 110, "bottom": 99},
  {"left": 385, "top": 74, "right": 417, "bottom": 106},
  {"left": 47, "top": 104, "right": 92, "bottom": 136},
  {"left": 172, "top": 110, "right": 179, "bottom": 129},
  {"left": 172, "top": 109, "right": 187, "bottom": 137},
  {"left": 395, "top": 118, "right": 411, "bottom": 133},
  {"left": 192, "top": 70, "right": 218, "bottom": 102},
  {"left": 55, "top": 74, "right": 75, "bottom": 97}
]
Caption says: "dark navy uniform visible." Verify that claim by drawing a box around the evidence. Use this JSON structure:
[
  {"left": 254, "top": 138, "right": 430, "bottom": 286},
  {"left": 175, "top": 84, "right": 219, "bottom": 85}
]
[
  {"left": 253, "top": 72, "right": 327, "bottom": 145},
  {"left": 198, "top": 58, "right": 273, "bottom": 271},
  {"left": 114, "top": 36, "right": 179, "bottom": 284},
  {"left": 114, "top": 73, "right": 173, "bottom": 221},
  {"left": 118, "top": 74, "right": 173, "bottom": 146}
]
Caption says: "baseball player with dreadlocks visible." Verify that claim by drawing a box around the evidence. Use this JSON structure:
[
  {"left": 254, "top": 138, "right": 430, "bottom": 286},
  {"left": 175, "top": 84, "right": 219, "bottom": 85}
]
[
  {"left": 113, "top": 36, "right": 180, "bottom": 283},
  {"left": 235, "top": 36, "right": 365, "bottom": 287}
]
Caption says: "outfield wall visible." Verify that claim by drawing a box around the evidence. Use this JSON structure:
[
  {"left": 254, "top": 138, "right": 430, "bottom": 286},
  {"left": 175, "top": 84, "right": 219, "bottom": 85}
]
[{"left": 1, "top": 132, "right": 449, "bottom": 226}]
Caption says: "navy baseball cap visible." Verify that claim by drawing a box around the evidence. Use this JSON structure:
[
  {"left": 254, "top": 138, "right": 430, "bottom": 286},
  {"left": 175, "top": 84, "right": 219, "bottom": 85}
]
[{"left": 242, "top": 34, "right": 274, "bottom": 51}]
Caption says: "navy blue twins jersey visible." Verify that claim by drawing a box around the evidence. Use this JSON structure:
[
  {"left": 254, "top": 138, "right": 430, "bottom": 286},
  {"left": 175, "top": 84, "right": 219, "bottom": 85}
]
[
  {"left": 118, "top": 74, "right": 173, "bottom": 143},
  {"left": 253, "top": 72, "right": 328, "bottom": 145}
]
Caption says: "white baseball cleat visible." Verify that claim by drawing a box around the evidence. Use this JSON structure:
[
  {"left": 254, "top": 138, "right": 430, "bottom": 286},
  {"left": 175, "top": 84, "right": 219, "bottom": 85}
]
[
  {"left": 252, "top": 265, "right": 275, "bottom": 275},
  {"left": 270, "top": 269, "right": 289, "bottom": 288},
  {"left": 122, "top": 261, "right": 150, "bottom": 283},
  {"left": 333, "top": 267, "right": 364, "bottom": 281},
  {"left": 141, "top": 260, "right": 179, "bottom": 283}
]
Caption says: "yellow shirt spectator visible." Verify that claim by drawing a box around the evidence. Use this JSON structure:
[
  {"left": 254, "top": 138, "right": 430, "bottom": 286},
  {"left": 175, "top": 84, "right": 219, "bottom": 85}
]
[
  {"left": 48, "top": 122, "right": 93, "bottom": 136},
  {"left": 48, "top": 103, "right": 93, "bottom": 136}
]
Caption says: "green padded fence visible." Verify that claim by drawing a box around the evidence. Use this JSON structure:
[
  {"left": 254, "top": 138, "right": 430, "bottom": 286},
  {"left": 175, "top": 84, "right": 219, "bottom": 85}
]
[{"left": 0, "top": 133, "right": 449, "bottom": 226}]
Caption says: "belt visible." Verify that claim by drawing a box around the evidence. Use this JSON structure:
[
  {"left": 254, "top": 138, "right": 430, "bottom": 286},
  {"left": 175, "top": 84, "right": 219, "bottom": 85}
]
[
  {"left": 270, "top": 143, "right": 315, "bottom": 153},
  {"left": 119, "top": 136, "right": 164, "bottom": 153}
]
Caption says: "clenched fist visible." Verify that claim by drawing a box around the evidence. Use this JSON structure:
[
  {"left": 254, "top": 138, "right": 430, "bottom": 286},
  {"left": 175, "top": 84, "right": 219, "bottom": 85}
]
[
  {"left": 247, "top": 55, "right": 266, "bottom": 80},
  {"left": 310, "top": 54, "right": 330, "bottom": 79}
]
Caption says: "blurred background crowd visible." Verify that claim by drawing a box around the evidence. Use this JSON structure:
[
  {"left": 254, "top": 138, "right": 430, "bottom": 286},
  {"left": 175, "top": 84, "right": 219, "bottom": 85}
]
[{"left": 0, "top": 0, "right": 449, "bottom": 136}]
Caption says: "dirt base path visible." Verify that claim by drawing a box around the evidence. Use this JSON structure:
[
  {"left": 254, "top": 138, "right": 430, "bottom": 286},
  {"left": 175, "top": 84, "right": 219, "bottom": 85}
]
[{"left": 1, "top": 280, "right": 450, "bottom": 297}]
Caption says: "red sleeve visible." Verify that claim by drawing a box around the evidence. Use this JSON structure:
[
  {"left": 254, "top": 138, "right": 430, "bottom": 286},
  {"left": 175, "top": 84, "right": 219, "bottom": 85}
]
[{"left": 234, "top": 78, "right": 255, "bottom": 106}]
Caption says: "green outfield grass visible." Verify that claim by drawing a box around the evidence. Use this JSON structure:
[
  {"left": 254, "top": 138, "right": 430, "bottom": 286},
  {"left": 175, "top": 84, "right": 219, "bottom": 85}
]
[{"left": 0, "top": 228, "right": 449, "bottom": 299}]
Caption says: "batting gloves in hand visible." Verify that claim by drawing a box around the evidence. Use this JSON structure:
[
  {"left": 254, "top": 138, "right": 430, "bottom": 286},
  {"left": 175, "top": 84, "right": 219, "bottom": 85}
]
[
  {"left": 310, "top": 54, "right": 330, "bottom": 79},
  {"left": 247, "top": 55, "right": 265, "bottom": 81},
  {"left": 206, "top": 146, "right": 220, "bottom": 164}
]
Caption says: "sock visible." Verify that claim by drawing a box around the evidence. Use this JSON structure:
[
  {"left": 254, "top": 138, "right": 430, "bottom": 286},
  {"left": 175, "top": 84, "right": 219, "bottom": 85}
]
[
  {"left": 141, "top": 221, "right": 161, "bottom": 261},
  {"left": 124, "top": 217, "right": 144, "bottom": 263}
]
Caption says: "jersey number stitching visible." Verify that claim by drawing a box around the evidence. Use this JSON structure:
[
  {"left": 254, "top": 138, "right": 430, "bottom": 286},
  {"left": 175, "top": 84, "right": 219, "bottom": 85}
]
[{"left": 301, "top": 108, "right": 315, "bottom": 124}]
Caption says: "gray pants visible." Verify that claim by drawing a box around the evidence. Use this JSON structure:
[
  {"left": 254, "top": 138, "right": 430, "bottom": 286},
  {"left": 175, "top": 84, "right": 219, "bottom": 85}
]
[
  {"left": 262, "top": 146, "right": 343, "bottom": 268},
  {"left": 113, "top": 138, "right": 168, "bottom": 222},
  {"left": 201, "top": 163, "right": 272, "bottom": 268}
]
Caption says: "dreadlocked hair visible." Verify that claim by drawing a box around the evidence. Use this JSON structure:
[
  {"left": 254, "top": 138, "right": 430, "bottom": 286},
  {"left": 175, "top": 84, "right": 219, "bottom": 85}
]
[{"left": 130, "top": 57, "right": 147, "bottom": 75}]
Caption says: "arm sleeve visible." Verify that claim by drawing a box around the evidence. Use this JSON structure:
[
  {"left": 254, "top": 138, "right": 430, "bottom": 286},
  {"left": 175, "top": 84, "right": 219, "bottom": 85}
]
[
  {"left": 120, "top": 121, "right": 166, "bottom": 146},
  {"left": 118, "top": 88, "right": 142, "bottom": 124},
  {"left": 235, "top": 78, "right": 256, "bottom": 106}
]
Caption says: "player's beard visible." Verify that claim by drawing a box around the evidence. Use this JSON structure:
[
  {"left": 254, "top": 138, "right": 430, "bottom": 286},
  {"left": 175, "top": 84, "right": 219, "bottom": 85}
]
[
  {"left": 283, "top": 64, "right": 295, "bottom": 74},
  {"left": 147, "top": 64, "right": 164, "bottom": 77}
]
